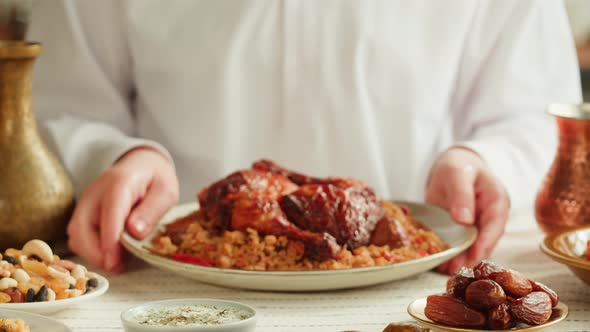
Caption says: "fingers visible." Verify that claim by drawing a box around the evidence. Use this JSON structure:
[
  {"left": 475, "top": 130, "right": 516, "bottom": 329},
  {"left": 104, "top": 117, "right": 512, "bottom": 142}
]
[
  {"left": 438, "top": 252, "right": 470, "bottom": 275},
  {"left": 127, "top": 178, "right": 179, "bottom": 239},
  {"left": 437, "top": 261, "right": 451, "bottom": 274},
  {"left": 67, "top": 191, "right": 103, "bottom": 269},
  {"left": 426, "top": 162, "right": 477, "bottom": 226},
  {"left": 467, "top": 197, "right": 509, "bottom": 265},
  {"left": 446, "top": 253, "right": 470, "bottom": 275},
  {"left": 438, "top": 174, "right": 509, "bottom": 274},
  {"left": 100, "top": 184, "right": 135, "bottom": 272},
  {"left": 428, "top": 148, "right": 510, "bottom": 274}
]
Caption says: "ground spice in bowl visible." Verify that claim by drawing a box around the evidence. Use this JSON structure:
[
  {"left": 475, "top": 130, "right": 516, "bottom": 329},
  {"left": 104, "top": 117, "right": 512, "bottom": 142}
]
[
  {"left": 121, "top": 299, "right": 258, "bottom": 332},
  {"left": 135, "top": 305, "right": 251, "bottom": 326}
]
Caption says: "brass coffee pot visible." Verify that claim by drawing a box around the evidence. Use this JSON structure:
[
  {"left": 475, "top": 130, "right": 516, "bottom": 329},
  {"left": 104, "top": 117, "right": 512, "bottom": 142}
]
[{"left": 0, "top": 41, "right": 75, "bottom": 250}]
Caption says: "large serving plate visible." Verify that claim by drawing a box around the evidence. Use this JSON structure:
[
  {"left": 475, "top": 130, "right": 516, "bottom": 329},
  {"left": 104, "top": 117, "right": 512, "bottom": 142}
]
[
  {"left": 0, "top": 308, "right": 72, "bottom": 331},
  {"left": 121, "top": 201, "right": 477, "bottom": 291},
  {"left": 0, "top": 274, "right": 109, "bottom": 315}
]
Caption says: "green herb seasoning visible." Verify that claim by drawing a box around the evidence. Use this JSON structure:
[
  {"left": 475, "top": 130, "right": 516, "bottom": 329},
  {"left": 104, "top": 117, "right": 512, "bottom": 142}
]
[{"left": 136, "top": 305, "right": 251, "bottom": 326}]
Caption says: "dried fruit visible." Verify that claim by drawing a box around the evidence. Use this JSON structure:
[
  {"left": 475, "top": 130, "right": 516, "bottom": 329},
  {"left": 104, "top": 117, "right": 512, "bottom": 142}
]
[
  {"left": 35, "top": 286, "right": 48, "bottom": 302},
  {"left": 510, "top": 292, "right": 552, "bottom": 325},
  {"left": 382, "top": 323, "right": 430, "bottom": 332},
  {"left": 425, "top": 294, "right": 486, "bottom": 328},
  {"left": 2, "top": 287, "right": 24, "bottom": 303},
  {"left": 2, "top": 255, "right": 17, "bottom": 265},
  {"left": 86, "top": 278, "right": 99, "bottom": 291},
  {"left": 493, "top": 270, "right": 532, "bottom": 297},
  {"left": 530, "top": 280, "right": 559, "bottom": 307},
  {"left": 26, "top": 288, "right": 35, "bottom": 302},
  {"left": 465, "top": 279, "right": 506, "bottom": 310},
  {"left": 488, "top": 303, "right": 515, "bottom": 330},
  {"left": 473, "top": 260, "right": 505, "bottom": 280},
  {"left": 446, "top": 267, "right": 475, "bottom": 298}
]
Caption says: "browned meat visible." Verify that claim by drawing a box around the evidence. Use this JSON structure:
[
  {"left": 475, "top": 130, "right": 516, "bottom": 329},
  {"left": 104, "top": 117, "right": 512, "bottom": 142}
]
[
  {"left": 197, "top": 169, "right": 298, "bottom": 231},
  {"left": 253, "top": 159, "right": 365, "bottom": 188},
  {"left": 197, "top": 159, "right": 388, "bottom": 259},
  {"left": 252, "top": 159, "right": 317, "bottom": 185},
  {"left": 197, "top": 167, "right": 340, "bottom": 259},
  {"left": 280, "top": 183, "right": 384, "bottom": 248},
  {"left": 369, "top": 217, "right": 409, "bottom": 249},
  {"left": 230, "top": 194, "right": 340, "bottom": 260},
  {"left": 254, "top": 159, "right": 384, "bottom": 248}
]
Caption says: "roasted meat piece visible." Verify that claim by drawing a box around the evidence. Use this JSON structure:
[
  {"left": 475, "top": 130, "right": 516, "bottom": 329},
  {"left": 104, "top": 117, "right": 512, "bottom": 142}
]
[
  {"left": 198, "top": 169, "right": 298, "bottom": 231},
  {"left": 280, "top": 184, "right": 384, "bottom": 248},
  {"left": 256, "top": 159, "right": 384, "bottom": 248},
  {"left": 198, "top": 167, "right": 340, "bottom": 259},
  {"left": 198, "top": 159, "right": 391, "bottom": 260},
  {"left": 369, "top": 217, "right": 409, "bottom": 249},
  {"left": 230, "top": 193, "right": 340, "bottom": 260},
  {"left": 253, "top": 159, "right": 366, "bottom": 188}
]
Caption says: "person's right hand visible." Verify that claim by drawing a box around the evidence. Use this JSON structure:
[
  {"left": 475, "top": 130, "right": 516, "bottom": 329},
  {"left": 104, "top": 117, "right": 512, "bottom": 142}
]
[{"left": 67, "top": 147, "right": 179, "bottom": 273}]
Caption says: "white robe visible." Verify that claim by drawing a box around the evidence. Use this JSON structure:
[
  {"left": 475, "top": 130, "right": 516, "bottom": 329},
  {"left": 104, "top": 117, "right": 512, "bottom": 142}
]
[{"left": 28, "top": 0, "right": 581, "bottom": 208}]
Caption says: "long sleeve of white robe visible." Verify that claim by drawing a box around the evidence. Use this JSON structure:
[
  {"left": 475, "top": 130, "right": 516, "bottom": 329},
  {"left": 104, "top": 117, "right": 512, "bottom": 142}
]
[
  {"left": 453, "top": 1, "right": 581, "bottom": 208},
  {"left": 28, "top": 0, "right": 581, "bottom": 208}
]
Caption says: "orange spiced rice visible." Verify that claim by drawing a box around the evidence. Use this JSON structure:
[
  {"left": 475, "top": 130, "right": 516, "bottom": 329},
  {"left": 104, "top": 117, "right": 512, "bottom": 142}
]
[{"left": 151, "top": 201, "right": 448, "bottom": 271}]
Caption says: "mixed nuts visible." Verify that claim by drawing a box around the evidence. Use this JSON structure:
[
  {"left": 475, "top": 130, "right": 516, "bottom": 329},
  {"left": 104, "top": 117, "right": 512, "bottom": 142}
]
[
  {"left": 425, "top": 261, "right": 559, "bottom": 329},
  {"left": 0, "top": 239, "right": 99, "bottom": 303}
]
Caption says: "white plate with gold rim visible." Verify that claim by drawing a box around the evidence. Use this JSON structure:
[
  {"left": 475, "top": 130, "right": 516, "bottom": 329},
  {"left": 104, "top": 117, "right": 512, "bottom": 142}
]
[
  {"left": 0, "top": 308, "right": 72, "bottom": 331},
  {"left": 121, "top": 201, "right": 477, "bottom": 292},
  {"left": 0, "top": 274, "right": 109, "bottom": 315}
]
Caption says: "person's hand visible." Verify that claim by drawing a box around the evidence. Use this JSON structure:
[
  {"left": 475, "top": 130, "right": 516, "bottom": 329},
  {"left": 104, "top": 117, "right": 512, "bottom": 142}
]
[
  {"left": 425, "top": 147, "right": 510, "bottom": 275},
  {"left": 67, "top": 148, "right": 179, "bottom": 273}
]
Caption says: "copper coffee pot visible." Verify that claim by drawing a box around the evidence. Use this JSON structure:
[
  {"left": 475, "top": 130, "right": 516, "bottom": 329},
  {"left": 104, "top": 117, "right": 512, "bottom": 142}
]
[{"left": 535, "top": 103, "right": 590, "bottom": 233}]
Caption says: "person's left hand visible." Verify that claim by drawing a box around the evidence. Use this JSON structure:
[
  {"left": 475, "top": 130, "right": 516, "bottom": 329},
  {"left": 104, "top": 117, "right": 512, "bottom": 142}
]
[{"left": 425, "top": 147, "right": 511, "bottom": 275}]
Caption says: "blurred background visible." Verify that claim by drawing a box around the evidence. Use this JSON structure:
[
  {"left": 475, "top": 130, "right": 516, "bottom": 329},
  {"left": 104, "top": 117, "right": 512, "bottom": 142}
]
[{"left": 566, "top": 0, "right": 590, "bottom": 100}]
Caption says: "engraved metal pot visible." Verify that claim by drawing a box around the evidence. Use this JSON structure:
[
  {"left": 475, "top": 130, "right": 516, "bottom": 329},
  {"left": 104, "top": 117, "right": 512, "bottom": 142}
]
[
  {"left": 0, "top": 41, "right": 75, "bottom": 250},
  {"left": 535, "top": 103, "right": 590, "bottom": 234}
]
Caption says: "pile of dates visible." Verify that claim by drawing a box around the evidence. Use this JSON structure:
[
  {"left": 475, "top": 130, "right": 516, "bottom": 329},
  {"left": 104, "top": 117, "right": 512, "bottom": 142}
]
[{"left": 425, "top": 261, "right": 559, "bottom": 329}]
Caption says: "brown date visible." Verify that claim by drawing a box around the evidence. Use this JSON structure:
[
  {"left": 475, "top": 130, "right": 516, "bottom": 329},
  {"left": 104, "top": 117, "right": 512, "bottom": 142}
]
[
  {"left": 529, "top": 280, "right": 559, "bottom": 307},
  {"left": 446, "top": 267, "right": 475, "bottom": 298},
  {"left": 2, "top": 287, "right": 24, "bottom": 303},
  {"left": 510, "top": 292, "right": 552, "bottom": 325},
  {"left": 465, "top": 279, "right": 506, "bottom": 310},
  {"left": 505, "top": 296, "right": 517, "bottom": 304},
  {"left": 493, "top": 270, "right": 532, "bottom": 297},
  {"left": 473, "top": 260, "right": 506, "bottom": 280},
  {"left": 382, "top": 323, "right": 431, "bottom": 332},
  {"left": 425, "top": 294, "right": 486, "bottom": 328},
  {"left": 488, "top": 303, "right": 515, "bottom": 330}
]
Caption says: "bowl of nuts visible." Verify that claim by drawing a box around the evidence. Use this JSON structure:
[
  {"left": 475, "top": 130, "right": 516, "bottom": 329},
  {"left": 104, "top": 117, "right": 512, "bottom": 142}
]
[
  {"left": 407, "top": 261, "right": 568, "bottom": 331},
  {"left": 0, "top": 239, "right": 109, "bottom": 315}
]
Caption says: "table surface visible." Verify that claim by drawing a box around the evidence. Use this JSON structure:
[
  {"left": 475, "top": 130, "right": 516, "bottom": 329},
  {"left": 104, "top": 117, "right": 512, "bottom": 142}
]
[{"left": 53, "top": 212, "right": 590, "bottom": 332}]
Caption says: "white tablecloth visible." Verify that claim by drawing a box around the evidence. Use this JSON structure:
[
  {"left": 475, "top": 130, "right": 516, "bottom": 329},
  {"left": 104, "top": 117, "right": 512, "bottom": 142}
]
[{"left": 55, "top": 213, "right": 590, "bottom": 332}]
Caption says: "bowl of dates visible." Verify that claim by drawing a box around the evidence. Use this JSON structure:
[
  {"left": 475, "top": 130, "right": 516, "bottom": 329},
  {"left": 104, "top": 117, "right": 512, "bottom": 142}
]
[{"left": 407, "top": 261, "right": 568, "bottom": 331}]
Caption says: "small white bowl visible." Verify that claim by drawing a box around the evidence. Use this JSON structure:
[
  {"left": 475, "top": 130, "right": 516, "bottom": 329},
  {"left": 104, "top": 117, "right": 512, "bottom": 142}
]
[{"left": 120, "top": 299, "right": 257, "bottom": 332}]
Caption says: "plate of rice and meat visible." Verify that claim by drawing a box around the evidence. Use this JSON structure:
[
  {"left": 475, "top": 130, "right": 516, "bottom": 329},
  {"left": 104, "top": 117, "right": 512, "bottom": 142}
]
[{"left": 121, "top": 160, "right": 477, "bottom": 291}]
